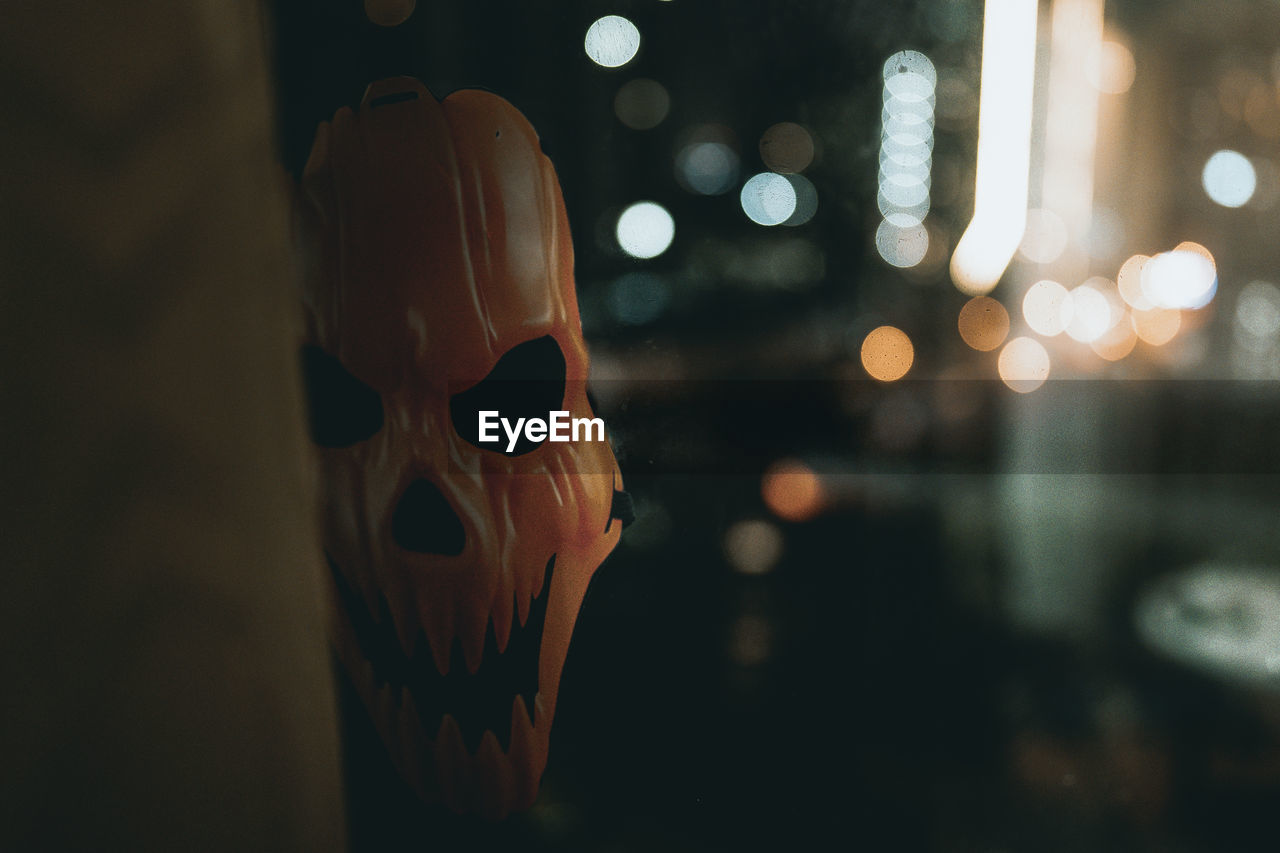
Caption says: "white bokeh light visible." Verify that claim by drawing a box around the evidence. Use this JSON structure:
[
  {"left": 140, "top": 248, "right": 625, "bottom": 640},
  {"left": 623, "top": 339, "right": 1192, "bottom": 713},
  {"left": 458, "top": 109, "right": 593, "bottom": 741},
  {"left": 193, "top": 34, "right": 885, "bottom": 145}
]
[
  {"left": 1141, "top": 249, "right": 1217, "bottom": 309},
  {"left": 998, "top": 336, "right": 1050, "bottom": 394},
  {"left": 876, "top": 217, "right": 930, "bottom": 268},
  {"left": 882, "top": 51, "right": 938, "bottom": 89},
  {"left": 1202, "top": 150, "right": 1257, "bottom": 208},
  {"left": 1065, "top": 283, "right": 1113, "bottom": 343},
  {"left": 1023, "top": 279, "right": 1074, "bottom": 336},
  {"left": 878, "top": 50, "right": 936, "bottom": 250},
  {"left": 616, "top": 201, "right": 675, "bottom": 259},
  {"left": 585, "top": 16, "right": 641, "bottom": 68},
  {"left": 740, "top": 173, "right": 797, "bottom": 226}
]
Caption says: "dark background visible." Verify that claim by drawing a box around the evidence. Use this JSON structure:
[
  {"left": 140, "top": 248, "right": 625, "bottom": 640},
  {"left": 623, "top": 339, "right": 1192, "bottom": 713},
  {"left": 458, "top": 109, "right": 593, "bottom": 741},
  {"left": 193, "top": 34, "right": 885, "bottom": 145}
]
[{"left": 269, "top": 2, "right": 1280, "bottom": 850}]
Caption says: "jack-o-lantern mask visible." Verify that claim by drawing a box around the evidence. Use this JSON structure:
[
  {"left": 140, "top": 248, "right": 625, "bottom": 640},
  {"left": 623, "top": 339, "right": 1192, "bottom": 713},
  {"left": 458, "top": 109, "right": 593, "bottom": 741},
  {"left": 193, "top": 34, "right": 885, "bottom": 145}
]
[{"left": 296, "top": 77, "right": 629, "bottom": 819}]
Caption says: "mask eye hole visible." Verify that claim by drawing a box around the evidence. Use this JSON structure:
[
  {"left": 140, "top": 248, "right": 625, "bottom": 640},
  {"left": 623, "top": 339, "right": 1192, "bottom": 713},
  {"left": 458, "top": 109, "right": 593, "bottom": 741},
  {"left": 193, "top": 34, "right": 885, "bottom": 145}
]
[
  {"left": 300, "top": 345, "right": 384, "bottom": 448},
  {"left": 450, "top": 336, "right": 567, "bottom": 456}
]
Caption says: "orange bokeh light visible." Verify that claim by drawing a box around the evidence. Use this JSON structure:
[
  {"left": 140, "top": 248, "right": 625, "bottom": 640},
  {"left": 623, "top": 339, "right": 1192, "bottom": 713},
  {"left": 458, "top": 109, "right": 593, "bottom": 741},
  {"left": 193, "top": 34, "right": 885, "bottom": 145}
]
[
  {"left": 861, "top": 325, "right": 915, "bottom": 381},
  {"left": 958, "top": 296, "right": 1011, "bottom": 351},
  {"left": 1091, "top": 314, "right": 1137, "bottom": 361},
  {"left": 761, "top": 460, "right": 825, "bottom": 522},
  {"left": 1131, "top": 307, "right": 1181, "bottom": 346}
]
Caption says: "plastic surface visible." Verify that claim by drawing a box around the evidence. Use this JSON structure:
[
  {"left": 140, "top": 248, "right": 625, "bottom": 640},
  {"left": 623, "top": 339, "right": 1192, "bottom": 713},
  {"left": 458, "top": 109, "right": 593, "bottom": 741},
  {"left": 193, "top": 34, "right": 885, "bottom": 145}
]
[{"left": 298, "top": 77, "right": 623, "bottom": 819}]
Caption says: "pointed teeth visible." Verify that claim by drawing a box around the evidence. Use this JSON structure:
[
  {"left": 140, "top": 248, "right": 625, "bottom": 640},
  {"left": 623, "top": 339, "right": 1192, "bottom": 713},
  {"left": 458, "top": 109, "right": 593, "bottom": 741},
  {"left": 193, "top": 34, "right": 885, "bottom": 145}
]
[
  {"left": 517, "top": 555, "right": 553, "bottom": 629},
  {"left": 420, "top": 596, "right": 454, "bottom": 676},
  {"left": 509, "top": 693, "right": 535, "bottom": 763},
  {"left": 509, "top": 693, "right": 546, "bottom": 804},
  {"left": 435, "top": 714, "right": 469, "bottom": 814},
  {"left": 475, "top": 730, "right": 513, "bottom": 820}
]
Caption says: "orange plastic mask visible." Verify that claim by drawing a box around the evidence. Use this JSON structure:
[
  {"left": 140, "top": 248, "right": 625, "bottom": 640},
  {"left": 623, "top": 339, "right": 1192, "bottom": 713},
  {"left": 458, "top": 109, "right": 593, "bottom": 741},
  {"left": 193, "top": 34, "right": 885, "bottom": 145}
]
[{"left": 297, "top": 78, "right": 627, "bottom": 818}]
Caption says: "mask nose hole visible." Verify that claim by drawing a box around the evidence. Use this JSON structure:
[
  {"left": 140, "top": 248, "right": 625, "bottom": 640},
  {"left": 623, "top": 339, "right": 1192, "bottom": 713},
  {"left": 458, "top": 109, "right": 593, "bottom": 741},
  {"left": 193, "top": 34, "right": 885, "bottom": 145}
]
[{"left": 391, "top": 480, "right": 466, "bottom": 555}]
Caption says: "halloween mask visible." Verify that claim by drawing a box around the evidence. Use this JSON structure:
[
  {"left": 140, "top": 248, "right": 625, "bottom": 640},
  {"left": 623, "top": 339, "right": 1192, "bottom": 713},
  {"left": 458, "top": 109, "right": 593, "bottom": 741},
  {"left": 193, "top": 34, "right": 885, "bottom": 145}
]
[{"left": 297, "top": 77, "right": 629, "bottom": 819}]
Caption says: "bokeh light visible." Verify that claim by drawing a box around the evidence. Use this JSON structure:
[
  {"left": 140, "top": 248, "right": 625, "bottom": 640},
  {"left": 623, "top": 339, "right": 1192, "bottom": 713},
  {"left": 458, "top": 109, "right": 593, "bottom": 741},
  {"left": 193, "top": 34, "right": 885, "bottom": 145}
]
[
  {"left": 585, "top": 15, "right": 641, "bottom": 68},
  {"left": 958, "top": 296, "right": 1010, "bottom": 351},
  {"left": 1131, "top": 307, "right": 1181, "bottom": 346},
  {"left": 1117, "top": 254, "right": 1153, "bottom": 310},
  {"left": 879, "top": 170, "right": 931, "bottom": 208},
  {"left": 902, "top": 220, "right": 951, "bottom": 280},
  {"left": 1235, "top": 280, "right": 1280, "bottom": 344},
  {"left": 1018, "top": 208, "right": 1070, "bottom": 264},
  {"left": 616, "top": 202, "right": 675, "bottom": 258},
  {"left": 998, "top": 336, "right": 1050, "bottom": 393},
  {"left": 782, "top": 174, "right": 818, "bottom": 226},
  {"left": 878, "top": 194, "right": 931, "bottom": 232},
  {"left": 676, "top": 142, "right": 739, "bottom": 195},
  {"left": 759, "top": 122, "right": 815, "bottom": 173},
  {"left": 1141, "top": 246, "right": 1217, "bottom": 309},
  {"left": 1065, "top": 282, "right": 1114, "bottom": 343},
  {"left": 1088, "top": 40, "right": 1136, "bottom": 95},
  {"left": 1091, "top": 315, "right": 1137, "bottom": 361},
  {"left": 741, "top": 173, "right": 797, "bottom": 226},
  {"left": 1174, "top": 241, "right": 1216, "bottom": 265},
  {"left": 876, "top": 217, "right": 930, "bottom": 268},
  {"left": 878, "top": 50, "right": 936, "bottom": 251},
  {"left": 614, "top": 79, "right": 670, "bottom": 129},
  {"left": 762, "top": 459, "right": 824, "bottom": 522},
  {"left": 723, "top": 519, "right": 784, "bottom": 575},
  {"left": 1023, "top": 280, "right": 1074, "bottom": 337},
  {"left": 883, "top": 50, "right": 938, "bottom": 90},
  {"left": 861, "top": 325, "right": 915, "bottom": 381},
  {"left": 1202, "top": 150, "right": 1257, "bottom": 208}
]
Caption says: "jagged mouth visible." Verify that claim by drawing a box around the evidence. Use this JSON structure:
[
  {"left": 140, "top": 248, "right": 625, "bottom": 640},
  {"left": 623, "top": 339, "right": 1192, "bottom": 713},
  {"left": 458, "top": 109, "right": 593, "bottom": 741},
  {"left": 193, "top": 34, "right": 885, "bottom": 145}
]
[{"left": 326, "top": 553, "right": 552, "bottom": 755}]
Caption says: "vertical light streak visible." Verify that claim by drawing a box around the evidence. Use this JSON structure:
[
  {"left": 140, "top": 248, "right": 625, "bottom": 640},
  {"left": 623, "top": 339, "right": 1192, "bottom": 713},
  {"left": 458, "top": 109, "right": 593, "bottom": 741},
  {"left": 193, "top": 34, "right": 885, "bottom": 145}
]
[
  {"left": 1041, "top": 0, "right": 1105, "bottom": 284},
  {"left": 950, "top": 0, "right": 1039, "bottom": 295}
]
